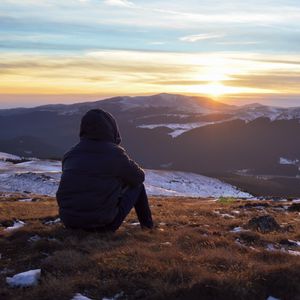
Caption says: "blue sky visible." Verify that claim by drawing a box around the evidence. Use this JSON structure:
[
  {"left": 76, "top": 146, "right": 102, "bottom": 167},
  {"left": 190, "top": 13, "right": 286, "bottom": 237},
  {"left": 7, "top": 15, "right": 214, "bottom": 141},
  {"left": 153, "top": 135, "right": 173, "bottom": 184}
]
[{"left": 0, "top": 0, "right": 300, "bottom": 107}]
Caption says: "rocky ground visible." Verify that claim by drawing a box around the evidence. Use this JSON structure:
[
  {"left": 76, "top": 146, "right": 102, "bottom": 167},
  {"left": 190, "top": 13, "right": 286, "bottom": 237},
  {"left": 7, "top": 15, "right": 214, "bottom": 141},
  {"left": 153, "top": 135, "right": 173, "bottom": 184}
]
[{"left": 0, "top": 193, "right": 300, "bottom": 300}]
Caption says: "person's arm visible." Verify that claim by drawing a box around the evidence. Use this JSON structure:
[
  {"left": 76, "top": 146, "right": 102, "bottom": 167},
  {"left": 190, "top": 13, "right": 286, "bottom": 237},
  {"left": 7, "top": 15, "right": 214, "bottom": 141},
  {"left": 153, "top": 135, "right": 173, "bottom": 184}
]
[{"left": 114, "top": 147, "right": 145, "bottom": 187}]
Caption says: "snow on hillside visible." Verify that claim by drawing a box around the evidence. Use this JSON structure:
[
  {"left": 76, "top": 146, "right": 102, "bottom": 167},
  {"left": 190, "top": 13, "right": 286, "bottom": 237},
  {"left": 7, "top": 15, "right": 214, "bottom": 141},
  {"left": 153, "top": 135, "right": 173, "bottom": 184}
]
[
  {"left": 138, "top": 122, "right": 218, "bottom": 138},
  {"left": 0, "top": 153, "right": 252, "bottom": 198},
  {"left": 279, "top": 157, "right": 299, "bottom": 166},
  {"left": 0, "top": 152, "right": 21, "bottom": 161},
  {"left": 145, "top": 169, "right": 251, "bottom": 198}
]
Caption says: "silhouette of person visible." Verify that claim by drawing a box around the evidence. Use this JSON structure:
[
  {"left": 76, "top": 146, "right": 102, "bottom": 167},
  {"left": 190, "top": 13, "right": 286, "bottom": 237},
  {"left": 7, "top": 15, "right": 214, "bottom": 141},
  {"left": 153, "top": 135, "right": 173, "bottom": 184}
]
[{"left": 56, "top": 109, "right": 153, "bottom": 231}]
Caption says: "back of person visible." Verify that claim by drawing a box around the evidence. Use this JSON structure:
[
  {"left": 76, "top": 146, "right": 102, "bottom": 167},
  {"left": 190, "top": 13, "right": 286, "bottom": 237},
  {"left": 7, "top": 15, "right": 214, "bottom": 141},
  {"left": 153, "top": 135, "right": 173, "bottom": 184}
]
[
  {"left": 56, "top": 109, "right": 147, "bottom": 230},
  {"left": 57, "top": 140, "right": 122, "bottom": 228}
]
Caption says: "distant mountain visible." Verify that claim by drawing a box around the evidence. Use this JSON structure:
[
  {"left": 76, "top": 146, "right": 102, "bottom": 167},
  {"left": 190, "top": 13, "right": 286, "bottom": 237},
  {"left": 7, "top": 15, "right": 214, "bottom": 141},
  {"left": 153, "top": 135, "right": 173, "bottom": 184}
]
[
  {"left": 0, "top": 93, "right": 232, "bottom": 116},
  {"left": 0, "top": 93, "right": 300, "bottom": 197}
]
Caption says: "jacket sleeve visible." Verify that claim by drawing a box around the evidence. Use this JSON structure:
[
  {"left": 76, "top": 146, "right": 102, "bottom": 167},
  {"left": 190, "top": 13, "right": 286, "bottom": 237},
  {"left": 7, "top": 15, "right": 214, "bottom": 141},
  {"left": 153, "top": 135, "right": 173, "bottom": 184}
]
[{"left": 114, "top": 147, "right": 145, "bottom": 186}]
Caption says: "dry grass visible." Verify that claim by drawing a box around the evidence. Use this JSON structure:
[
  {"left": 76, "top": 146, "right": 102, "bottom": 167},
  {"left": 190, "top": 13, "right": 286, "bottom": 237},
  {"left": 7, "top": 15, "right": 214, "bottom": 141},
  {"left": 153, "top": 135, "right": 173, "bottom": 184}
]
[{"left": 0, "top": 193, "right": 300, "bottom": 300}]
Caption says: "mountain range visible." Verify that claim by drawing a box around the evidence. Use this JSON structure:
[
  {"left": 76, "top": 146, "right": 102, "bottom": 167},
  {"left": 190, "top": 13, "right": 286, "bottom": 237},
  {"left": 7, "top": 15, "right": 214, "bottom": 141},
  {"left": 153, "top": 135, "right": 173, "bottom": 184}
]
[{"left": 1, "top": 93, "right": 300, "bottom": 197}]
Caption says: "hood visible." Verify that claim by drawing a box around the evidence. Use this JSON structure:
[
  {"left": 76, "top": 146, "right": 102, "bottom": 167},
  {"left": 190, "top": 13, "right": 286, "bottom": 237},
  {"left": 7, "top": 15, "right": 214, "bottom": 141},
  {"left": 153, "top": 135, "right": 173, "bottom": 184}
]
[{"left": 79, "top": 109, "right": 121, "bottom": 144}]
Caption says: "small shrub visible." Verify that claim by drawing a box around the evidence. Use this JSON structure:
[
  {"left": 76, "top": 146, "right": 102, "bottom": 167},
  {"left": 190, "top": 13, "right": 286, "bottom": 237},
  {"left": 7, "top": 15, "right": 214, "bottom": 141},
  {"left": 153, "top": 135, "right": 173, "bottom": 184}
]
[{"left": 217, "top": 197, "right": 236, "bottom": 205}]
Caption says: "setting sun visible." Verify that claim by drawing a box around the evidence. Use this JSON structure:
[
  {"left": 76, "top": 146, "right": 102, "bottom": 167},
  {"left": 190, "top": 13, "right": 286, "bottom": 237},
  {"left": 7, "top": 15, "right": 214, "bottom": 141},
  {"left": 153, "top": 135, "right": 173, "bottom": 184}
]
[{"left": 204, "top": 81, "right": 227, "bottom": 98}]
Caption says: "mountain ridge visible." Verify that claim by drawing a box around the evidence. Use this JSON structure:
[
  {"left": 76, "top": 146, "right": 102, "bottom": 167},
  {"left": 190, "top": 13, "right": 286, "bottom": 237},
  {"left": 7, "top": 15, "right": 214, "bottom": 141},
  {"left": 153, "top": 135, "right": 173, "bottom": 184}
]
[{"left": 1, "top": 93, "right": 300, "bottom": 197}]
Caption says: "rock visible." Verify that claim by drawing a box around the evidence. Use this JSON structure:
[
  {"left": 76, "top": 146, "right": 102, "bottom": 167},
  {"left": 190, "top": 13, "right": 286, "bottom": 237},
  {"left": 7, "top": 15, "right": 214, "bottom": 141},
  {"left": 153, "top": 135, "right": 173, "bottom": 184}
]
[
  {"left": 285, "top": 225, "right": 295, "bottom": 232},
  {"left": 288, "top": 203, "right": 300, "bottom": 212},
  {"left": 240, "top": 202, "right": 270, "bottom": 209},
  {"left": 279, "top": 239, "right": 300, "bottom": 247},
  {"left": 1, "top": 220, "right": 15, "bottom": 227},
  {"left": 247, "top": 215, "right": 280, "bottom": 233}
]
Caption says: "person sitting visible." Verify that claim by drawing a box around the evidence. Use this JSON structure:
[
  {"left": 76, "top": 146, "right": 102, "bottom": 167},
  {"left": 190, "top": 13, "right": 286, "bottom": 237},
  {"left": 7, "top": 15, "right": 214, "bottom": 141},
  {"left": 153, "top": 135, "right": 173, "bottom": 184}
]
[{"left": 56, "top": 109, "right": 153, "bottom": 232}]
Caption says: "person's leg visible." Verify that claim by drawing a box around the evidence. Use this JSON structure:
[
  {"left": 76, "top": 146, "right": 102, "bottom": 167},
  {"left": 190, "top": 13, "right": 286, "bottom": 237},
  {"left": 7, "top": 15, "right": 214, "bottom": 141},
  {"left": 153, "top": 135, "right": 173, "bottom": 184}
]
[
  {"left": 133, "top": 184, "right": 153, "bottom": 229},
  {"left": 106, "top": 184, "right": 153, "bottom": 231}
]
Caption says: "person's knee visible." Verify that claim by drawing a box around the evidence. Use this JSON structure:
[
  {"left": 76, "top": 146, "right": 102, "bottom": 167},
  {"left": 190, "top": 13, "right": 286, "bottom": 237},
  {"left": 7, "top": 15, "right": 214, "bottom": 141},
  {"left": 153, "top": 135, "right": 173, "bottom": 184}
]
[{"left": 136, "top": 183, "right": 146, "bottom": 191}]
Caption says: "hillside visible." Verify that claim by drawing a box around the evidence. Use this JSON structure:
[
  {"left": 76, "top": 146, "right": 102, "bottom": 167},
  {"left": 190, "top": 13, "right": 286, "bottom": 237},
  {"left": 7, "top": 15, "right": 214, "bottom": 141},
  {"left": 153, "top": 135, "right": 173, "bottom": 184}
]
[
  {"left": 0, "top": 153, "right": 251, "bottom": 198},
  {"left": 0, "top": 193, "right": 300, "bottom": 300}
]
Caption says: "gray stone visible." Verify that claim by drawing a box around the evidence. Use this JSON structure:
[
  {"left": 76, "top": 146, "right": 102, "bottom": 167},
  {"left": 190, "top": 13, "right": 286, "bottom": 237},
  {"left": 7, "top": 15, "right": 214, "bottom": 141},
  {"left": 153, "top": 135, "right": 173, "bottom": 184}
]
[{"left": 247, "top": 215, "right": 280, "bottom": 233}]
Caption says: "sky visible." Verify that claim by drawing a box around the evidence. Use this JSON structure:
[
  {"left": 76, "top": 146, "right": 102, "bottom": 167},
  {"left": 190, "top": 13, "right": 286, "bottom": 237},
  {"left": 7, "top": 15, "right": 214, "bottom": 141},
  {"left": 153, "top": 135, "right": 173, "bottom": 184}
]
[{"left": 0, "top": 0, "right": 300, "bottom": 108}]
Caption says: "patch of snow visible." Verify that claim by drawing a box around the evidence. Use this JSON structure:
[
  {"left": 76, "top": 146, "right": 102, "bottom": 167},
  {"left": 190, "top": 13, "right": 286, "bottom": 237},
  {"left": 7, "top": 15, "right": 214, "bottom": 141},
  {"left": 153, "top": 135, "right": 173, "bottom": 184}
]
[
  {"left": 0, "top": 172, "right": 60, "bottom": 196},
  {"left": 138, "top": 122, "right": 217, "bottom": 138},
  {"left": 18, "top": 198, "right": 33, "bottom": 202},
  {"left": 0, "top": 161, "right": 13, "bottom": 169},
  {"left": 287, "top": 250, "right": 300, "bottom": 256},
  {"left": 219, "top": 213, "right": 235, "bottom": 218},
  {"left": 0, "top": 152, "right": 21, "bottom": 161},
  {"left": 266, "top": 244, "right": 300, "bottom": 256},
  {"left": 230, "top": 227, "right": 249, "bottom": 233},
  {"left": 279, "top": 157, "right": 299, "bottom": 165},
  {"left": 130, "top": 222, "right": 140, "bottom": 226},
  {"left": 266, "top": 244, "right": 276, "bottom": 251},
  {"left": 6, "top": 269, "right": 41, "bottom": 287},
  {"left": 4, "top": 220, "right": 25, "bottom": 231},
  {"left": 71, "top": 294, "right": 94, "bottom": 300},
  {"left": 287, "top": 239, "right": 300, "bottom": 247},
  {"left": 160, "top": 242, "right": 172, "bottom": 246},
  {"left": 214, "top": 210, "right": 235, "bottom": 218},
  {"left": 44, "top": 218, "right": 61, "bottom": 225}
]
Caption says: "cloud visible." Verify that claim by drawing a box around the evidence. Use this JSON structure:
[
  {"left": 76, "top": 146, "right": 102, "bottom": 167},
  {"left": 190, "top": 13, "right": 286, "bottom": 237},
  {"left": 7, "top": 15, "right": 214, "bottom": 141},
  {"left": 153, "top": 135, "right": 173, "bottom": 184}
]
[
  {"left": 148, "top": 80, "right": 210, "bottom": 86},
  {"left": 1, "top": 50, "right": 300, "bottom": 97},
  {"left": 228, "top": 73, "right": 300, "bottom": 92},
  {"left": 180, "top": 33, "right": 224, "bottom": 42},
  {"left": 103, "top": 0, "right": 135, "bottom": 8}
]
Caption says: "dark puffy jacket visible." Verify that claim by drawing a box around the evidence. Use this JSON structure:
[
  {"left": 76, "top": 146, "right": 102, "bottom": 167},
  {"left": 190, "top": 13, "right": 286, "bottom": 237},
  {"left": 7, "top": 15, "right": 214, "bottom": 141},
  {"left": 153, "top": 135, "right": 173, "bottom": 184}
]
[{"left": 56, "top": 109, "right": 145, "bottom": 229}]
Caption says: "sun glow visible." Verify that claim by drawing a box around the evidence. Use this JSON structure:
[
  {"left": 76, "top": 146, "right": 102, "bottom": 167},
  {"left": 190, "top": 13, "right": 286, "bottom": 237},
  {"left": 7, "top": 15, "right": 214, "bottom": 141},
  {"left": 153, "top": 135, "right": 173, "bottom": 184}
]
[{"left": 204, "top": 81, "right": 227, "bottom": 98}]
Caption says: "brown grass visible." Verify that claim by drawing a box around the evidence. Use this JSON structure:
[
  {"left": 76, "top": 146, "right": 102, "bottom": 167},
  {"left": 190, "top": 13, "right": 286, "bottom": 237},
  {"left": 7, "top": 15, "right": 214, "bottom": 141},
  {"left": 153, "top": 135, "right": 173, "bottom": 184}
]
[{"left": 0, "top": 193, "right": 300, "bottom": 300}]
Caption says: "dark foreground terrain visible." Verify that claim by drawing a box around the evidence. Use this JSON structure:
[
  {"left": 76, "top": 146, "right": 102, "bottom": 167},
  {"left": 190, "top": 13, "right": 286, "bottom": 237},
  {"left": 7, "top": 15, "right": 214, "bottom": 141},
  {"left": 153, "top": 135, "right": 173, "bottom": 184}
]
[{"left": 0, "top": 193, "right": 300, "bottom": 300}]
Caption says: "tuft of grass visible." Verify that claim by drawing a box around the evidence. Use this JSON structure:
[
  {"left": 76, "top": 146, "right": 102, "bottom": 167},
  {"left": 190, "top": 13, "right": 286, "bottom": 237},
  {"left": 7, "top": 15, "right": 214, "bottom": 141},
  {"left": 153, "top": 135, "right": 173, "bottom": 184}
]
[{"left": 217, "top": 197, "right": 236, "bottom": 205}]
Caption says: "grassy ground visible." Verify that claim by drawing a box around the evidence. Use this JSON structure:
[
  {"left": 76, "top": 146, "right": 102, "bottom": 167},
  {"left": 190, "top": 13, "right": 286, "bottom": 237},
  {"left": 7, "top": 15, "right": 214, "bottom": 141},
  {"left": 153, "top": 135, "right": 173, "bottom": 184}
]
[{"left": 0, "top": 193, "right": 300, "bottom": 300}]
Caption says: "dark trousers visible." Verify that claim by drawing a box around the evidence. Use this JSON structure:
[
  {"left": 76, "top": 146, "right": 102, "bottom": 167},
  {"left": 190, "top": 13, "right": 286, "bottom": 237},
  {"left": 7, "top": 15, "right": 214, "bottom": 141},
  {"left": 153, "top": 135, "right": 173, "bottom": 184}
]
[{"left": 104, "top": 183, "right": 153, "bottom": 232}]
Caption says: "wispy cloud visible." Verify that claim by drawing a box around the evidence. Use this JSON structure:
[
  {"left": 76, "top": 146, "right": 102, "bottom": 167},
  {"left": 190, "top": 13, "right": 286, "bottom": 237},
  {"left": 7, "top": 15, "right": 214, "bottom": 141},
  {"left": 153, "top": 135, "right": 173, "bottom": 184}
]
[
  {"left": 180, "top": 33, "right": 224, "bottom": 42},
  {"left": 103, "top": 0, "right": 135, "bottom": 8}
]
